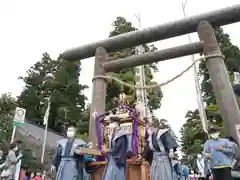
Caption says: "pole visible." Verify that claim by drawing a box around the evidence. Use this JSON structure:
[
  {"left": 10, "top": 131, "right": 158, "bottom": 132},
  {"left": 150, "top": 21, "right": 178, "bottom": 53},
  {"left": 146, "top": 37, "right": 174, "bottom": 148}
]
[
  {"left": 11, "top": 125, "right": 21, "bottom": 180},
  {"left": 41, "top": 120, "right": 48, "bottom": 163},
  {"left": 134, "top": 14, "right": 148, "bottom": 154},
  {"left": 197, "top": 21, "right": 240, "bottom": 142},
  {"left": 181, "top": 1, "right": 208, "bottom": 133},
  {"left": 134, "top": 14, "right": 148, "bottom": 119},
  {"left": 41, "top": 98, "right": 50, "bottom": 164},
  {"left": 11, "top": 126, "right": 16, "bottom": 143}
]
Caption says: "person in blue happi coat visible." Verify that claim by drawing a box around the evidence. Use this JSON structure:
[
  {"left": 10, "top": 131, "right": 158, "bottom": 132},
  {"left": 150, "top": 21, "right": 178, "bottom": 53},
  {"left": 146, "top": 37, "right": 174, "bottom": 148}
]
[
  {"left": 142, "top": 117, "right": 178, "bottom": 180},
  {"left": 51, "top": 125, "right": 90, "bottom": 180},
  {"left": 101, "top": 116, "right": 129, "bottom": 180}
]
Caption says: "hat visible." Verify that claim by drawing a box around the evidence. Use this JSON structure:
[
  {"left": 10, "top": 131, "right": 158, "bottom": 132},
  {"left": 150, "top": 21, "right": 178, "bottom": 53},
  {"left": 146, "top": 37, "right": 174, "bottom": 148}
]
[{"left": 208, "top": 126, "right": 219, "bottom": 133}]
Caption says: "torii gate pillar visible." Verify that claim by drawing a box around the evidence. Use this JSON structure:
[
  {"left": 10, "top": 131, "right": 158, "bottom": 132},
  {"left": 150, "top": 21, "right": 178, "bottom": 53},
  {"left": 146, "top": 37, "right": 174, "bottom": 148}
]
[
  {"left": 198, "top": 21, "right": 240, "bottom": 141},
  {"left": 89, "top": 47, "right": 107, "bottom": 147}
]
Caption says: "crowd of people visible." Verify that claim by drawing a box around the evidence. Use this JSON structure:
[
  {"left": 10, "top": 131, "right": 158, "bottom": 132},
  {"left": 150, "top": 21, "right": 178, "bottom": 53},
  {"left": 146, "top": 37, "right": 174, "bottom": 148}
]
[
  {"left": 20, "top": 171, "right": 45, "bottom": 180},
  {"left": 0, "top": 142, "right": 49, "bottom": 180},
  {"left": 0, "top": 117, "right": 238, "bottom": 180},
  {"left": 172, "top": 126, "right": 239, "bottom": 180}
]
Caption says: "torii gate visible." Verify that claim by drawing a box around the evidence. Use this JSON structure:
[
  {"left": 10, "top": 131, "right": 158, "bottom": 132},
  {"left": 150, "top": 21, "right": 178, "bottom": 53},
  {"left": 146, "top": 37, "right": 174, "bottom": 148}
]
[{"left": 63, "top": 4, "right": 240, "bottom": 147}]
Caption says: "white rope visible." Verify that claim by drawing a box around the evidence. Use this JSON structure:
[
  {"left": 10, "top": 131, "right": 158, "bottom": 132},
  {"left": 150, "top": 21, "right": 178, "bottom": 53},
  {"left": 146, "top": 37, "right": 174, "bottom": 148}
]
[{"left": 93, "top": 54, "right": 224, "bottom": 89}]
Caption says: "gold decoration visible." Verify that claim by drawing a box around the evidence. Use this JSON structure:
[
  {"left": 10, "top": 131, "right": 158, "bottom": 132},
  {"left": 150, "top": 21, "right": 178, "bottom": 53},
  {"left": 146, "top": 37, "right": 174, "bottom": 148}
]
[{"left": 119, "top": 92, "right": 127, "bottom": 104}]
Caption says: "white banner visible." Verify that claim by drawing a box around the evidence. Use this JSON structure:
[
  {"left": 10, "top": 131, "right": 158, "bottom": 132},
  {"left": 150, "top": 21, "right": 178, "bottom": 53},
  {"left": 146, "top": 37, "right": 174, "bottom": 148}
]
[{"left": 14, "top": 160, "right": 21, "bottom": 180}]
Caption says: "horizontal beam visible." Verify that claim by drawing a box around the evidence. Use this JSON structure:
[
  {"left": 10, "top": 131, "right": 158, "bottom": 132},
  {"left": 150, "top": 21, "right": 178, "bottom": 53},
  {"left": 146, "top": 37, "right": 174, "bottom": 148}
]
[
  {"left": 102, "top": 41, "right": 203, "bottom": 72},
  {"left": 63, "top": 4, "right": 240, "bottom": 61}
]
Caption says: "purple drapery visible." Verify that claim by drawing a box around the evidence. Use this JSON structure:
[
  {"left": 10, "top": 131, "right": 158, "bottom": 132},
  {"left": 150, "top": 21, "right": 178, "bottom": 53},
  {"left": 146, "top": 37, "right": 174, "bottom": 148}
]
[
  {"left": 130, "top": 113, "right": 139, "bottom": 154},
  {"left": 95, "top": 115, "right": 106, "bottom": 161},
  {"left": 121, "top": 105, "right": 139, "bottom": 154},
  {"left": 95, "top": 115, "right": 102, "bottom": 151}
]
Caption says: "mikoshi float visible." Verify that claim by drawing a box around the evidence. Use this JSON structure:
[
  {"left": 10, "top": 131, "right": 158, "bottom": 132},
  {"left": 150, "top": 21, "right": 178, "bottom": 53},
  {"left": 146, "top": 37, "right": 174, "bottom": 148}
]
[{"left": 84, "top": 93, "right": 149, "bottom": 180}]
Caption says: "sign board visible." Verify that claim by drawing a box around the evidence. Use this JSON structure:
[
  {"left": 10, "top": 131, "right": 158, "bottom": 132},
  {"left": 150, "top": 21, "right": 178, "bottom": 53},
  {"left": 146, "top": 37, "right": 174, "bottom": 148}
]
[{"left": 13, "top": 107, "right": 26, "bottom": 126}]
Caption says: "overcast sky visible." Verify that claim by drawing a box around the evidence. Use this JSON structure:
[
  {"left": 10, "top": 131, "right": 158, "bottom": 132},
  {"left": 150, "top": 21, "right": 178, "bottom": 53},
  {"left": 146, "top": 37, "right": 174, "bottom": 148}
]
[{"left": 1, "top": 0, "right": 240, "bottom": 136}]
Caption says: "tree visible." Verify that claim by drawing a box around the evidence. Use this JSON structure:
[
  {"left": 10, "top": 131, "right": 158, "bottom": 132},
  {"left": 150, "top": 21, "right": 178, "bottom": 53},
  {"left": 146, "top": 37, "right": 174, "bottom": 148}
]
[
  {"left": 47, "top": 56, "right": 88, "bottom": 132},
  {"left": 18, "top": 53, "right": 58, "bottom": 124},
  {"left": 105, "top": 17, "right": 163, "bottom": 112},
  {"left": 0, "top": 93, "right": 16, "bottom": 143},
  {"left": 18, "top": 53, "right": 88, "bottom": 133},
  {"left": 180, "top": 110, "right": 207, "bottom": 159},
  {"left": 77, "top": 104, "right": 90, "bottom": 135},
  {"left": 180, "top": 27, "right": 240, "bottom": 161}
]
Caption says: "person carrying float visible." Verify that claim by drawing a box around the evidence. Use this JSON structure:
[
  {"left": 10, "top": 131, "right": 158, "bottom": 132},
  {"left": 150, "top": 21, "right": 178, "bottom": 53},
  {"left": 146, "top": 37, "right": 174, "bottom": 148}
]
[
  {"left": 142, "top": 117, "right": 178, "bottom": 180},
  {"left": 51, "top": 125, "right": 89, "bottom": 180},
  {"left": 101, "top": 115, "right": 129, "bottom": 180}
]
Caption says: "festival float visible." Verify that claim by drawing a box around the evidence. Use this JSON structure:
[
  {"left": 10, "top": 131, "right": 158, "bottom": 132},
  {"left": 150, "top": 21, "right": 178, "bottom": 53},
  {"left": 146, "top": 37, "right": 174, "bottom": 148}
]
[{"left": 84, "top": 93, "right": 149, "bottom": 180}]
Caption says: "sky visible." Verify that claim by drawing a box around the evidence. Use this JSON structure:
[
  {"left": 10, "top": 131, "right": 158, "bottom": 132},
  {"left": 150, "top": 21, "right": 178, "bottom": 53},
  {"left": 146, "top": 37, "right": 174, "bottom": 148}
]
[{"left": 0, "top": 0, "right": 240, "bottom": 137}]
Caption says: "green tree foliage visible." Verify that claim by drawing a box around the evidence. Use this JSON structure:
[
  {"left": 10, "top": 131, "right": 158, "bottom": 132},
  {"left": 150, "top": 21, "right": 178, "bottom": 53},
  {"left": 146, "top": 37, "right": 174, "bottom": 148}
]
[
  {"left": 48, "top": 56, "right": 87, "bottom": 132},
  {"left": 180, "top": 27, "right": 240, "bottom": 160},
  {"left": 0, "top": 93, "right": 16, "bottom": 143},
  {"left": 106, "top": 17, "right": 163, "bottom": 111},
  {"left": 18, "top": 53, "right": 88, "bottom": 133},
  {"left": 76, "top": 104, "right": 90, "bottom": 135},
  {"left": 18, "top": 53, "right": 58, "bottom": 124},
  {"left": 180, "top": 110, "right": 207, "bottom": 161}
]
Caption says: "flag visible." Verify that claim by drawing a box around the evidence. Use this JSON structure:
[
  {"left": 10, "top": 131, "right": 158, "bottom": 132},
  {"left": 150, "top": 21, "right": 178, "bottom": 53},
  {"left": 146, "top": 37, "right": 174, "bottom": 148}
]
[{"left": 43, "top": 101, "right": 50, "bottom": 125}]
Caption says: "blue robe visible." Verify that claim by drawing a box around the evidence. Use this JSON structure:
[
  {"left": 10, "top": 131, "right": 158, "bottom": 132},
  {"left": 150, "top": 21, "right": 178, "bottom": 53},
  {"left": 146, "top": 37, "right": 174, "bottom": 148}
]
[
  {"left": 172, "top": 160, "right": 181, "bottom": 180},
  {"left": 52, "top": 138, "right": 86, "bottom": 180},
  {"left": 102, "top": 127, "right": 128, "bottom": 180},
  {"left": 143, "top": 128, "right": 178, "bottom": 180}
]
